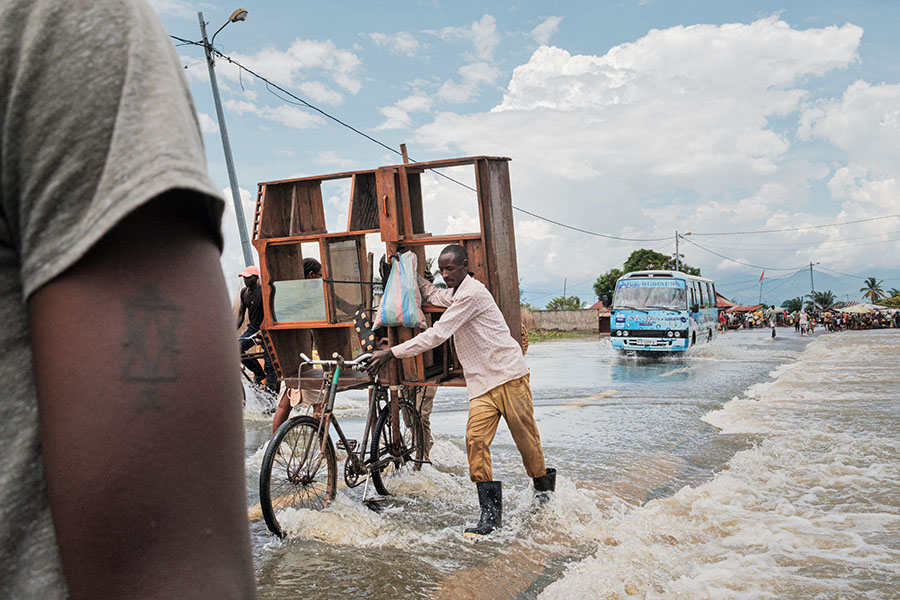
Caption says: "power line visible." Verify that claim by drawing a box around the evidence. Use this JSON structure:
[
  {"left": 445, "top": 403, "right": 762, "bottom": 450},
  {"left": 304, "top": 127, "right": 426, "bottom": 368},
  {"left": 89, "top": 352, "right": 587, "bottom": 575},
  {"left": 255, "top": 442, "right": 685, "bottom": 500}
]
[
  {"left": 173, "top": 35, "right": 677, "bottom": 244},
  {"left": 678, "top": 235, "right": 805, "bottom": 272},
  {"left": 694, "top": 229, "right": 900, "bottom": 250},
  {"left": 511, "top": 207, "right": 670, "bottom": 242},
  {"left": 697, "top": 234, "right": 900, "bottom": 253},
  {"left": 816, "top": 265, "right": 900, "bottom": 281},
  {"left": 690, "top": 214, "right": 900, "bottom": 236},
  {"left": 170, "top": 34, "right": 900, "bottom": 267}
]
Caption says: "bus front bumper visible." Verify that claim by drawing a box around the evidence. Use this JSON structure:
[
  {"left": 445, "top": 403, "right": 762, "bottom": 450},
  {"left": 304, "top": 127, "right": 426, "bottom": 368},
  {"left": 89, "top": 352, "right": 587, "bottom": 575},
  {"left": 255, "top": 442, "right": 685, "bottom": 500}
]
[{"left": 610, "top": 333, "right": 690, "bottom": 351}]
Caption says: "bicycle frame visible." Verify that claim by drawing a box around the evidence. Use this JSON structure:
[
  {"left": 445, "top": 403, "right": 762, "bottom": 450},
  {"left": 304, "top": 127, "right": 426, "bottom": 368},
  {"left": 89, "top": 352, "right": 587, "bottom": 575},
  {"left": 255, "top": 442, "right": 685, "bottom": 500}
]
[{"left": 298, "top": 353, "right": 399, "bottom": 492}]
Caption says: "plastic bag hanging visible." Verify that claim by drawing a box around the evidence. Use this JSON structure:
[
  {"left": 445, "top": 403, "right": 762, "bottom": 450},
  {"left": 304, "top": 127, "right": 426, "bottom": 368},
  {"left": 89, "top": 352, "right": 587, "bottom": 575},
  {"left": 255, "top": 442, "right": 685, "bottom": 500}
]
[{"left": 375, "top": 252, "right": 427, "bottom": 329}]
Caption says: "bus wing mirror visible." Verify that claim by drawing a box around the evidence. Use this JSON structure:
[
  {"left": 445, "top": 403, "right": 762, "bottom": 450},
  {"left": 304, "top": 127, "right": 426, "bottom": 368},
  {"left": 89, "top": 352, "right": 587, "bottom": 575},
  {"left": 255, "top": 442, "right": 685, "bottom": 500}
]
[{"left": 691, "top": 303, "right": 700, "bottom": 313}]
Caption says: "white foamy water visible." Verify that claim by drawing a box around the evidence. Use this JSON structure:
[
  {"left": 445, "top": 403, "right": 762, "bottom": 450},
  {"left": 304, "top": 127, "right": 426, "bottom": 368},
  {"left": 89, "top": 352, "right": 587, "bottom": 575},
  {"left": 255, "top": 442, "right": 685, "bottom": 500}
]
[{"left": 542, "top": 330, "right": 900, "bottom": 599}]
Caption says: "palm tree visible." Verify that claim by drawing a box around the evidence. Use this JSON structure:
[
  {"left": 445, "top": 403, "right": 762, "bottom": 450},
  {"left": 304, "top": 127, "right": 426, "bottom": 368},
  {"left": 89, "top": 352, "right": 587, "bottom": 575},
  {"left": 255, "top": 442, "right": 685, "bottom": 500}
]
[
  {"left": 782, "top": 297, "right": 803, "bottom": 313},
  {"left": 888, "top": 288, "right": 900, "bottom": 298},
  {"left": 859, "top": 277, "right": 885, "bottom": 303},
  {"left": 810, "top": 290, "right": 836, "bottom": 310}
]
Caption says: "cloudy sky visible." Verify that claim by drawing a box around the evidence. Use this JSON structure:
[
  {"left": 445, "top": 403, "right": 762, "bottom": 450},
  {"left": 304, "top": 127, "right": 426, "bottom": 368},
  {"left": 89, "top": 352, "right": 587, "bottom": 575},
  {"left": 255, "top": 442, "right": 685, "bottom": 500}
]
[{"left": 151, "top": 0, "right": 900, "bottom": 306}]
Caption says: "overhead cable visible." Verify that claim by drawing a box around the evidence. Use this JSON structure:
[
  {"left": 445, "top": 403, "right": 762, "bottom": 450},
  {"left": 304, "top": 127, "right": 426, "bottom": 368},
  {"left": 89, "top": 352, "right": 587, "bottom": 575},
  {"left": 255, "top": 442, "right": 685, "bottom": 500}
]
[
  {"left": 172, "top": 35, "right": 678, "bottom": 244},
  {"left": 678, "top": 235, "right": 805, "bottom": 272},
  {"left": 690, "top": 214, "right": 900, "bottom": 236}
]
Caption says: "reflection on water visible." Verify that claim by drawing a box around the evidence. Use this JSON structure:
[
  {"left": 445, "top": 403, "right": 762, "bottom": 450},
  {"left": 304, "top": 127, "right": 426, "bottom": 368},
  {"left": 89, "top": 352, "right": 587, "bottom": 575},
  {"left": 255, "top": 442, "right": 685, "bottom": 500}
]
[{"left": 244, "top": 328, "right": 900, "bottom": 598}]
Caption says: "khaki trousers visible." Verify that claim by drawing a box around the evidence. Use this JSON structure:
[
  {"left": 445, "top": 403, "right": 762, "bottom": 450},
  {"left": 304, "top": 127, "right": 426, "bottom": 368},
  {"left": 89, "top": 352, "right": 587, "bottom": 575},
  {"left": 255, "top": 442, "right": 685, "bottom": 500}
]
[
  {"left": 465, "top": 374, "right": 546, "bottom": 483},
  {"left": 415, "top": 386, "right": 436, "bottom": 458}
]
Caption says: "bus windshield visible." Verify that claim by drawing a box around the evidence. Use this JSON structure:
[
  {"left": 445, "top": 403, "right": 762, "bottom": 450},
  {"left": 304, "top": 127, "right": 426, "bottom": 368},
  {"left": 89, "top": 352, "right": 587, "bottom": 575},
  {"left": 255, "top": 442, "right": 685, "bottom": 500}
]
[{"left": 613, "top": 279, "right": 687, "bottom": 311}]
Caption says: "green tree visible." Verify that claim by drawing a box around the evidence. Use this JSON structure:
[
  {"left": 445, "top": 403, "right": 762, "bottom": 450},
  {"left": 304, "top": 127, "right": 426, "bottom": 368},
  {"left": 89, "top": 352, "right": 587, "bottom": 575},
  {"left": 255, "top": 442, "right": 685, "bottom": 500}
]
[
  {"left": 860, "top": 277, "right": 885, "bottom": 303},
  {"left": 546, "top": 296, "right": 584, "bottom": 310},
  {"left": 810, "top": 290, "right": 836, "bottom": 310},
  {"left": 592, "top": 268, "right": 622, "bottom": 307},
  {"left": 888, "top": 288, "right": 900, "bottom": 298},
  {"left": 519, "top": 278, "right": 533, "bottom": 309},
  {"left": 423, "top": 257, "right": 446, "bottom": 288},
  {"left": 782, "top": 297, "right": 804, "bottom": 312},
  {"left": 621, "top": 248, "right": 700, "bottom": 276},
  {"left": 593, "top": 249, "right": 700, "bottom": 305},
  {"left": 882, "top": 296, "right": 900, "bottom": 309}
]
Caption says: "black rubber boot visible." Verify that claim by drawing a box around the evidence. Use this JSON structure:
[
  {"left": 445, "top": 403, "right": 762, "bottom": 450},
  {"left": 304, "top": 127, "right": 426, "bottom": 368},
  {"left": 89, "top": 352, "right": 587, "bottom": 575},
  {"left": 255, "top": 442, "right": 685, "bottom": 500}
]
[
  {"left": 464, "top": 481, "right": 502, "bottom": 537},
  {"left": 533, "top": 468, "right": 556, "bottom": 504}
]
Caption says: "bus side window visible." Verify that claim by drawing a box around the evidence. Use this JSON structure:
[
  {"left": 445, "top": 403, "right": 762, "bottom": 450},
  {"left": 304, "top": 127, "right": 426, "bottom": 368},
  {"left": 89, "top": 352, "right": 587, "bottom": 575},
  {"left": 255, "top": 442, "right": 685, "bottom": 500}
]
[
  {"left": 697, "top": 282, "right": 704, "bottom": 307},
  {"left": 705, "top": 283, "right": 713, "bottom": 308},
  {"left": 689, "top": 284, "right": 696, "bottom": 309}
]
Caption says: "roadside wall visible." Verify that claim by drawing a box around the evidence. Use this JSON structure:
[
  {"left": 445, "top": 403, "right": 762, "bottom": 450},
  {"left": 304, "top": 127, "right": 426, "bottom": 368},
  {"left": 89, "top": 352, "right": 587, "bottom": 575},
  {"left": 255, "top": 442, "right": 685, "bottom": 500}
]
[{"left": 522, "top": 308, "right": 600, "bottom": 333}]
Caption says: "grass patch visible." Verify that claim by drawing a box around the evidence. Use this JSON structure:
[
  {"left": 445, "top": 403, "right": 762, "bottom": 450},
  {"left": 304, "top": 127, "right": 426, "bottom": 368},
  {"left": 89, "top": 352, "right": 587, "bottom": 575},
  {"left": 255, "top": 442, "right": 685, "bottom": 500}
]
[{"left": 527, "top": 330, "right": 597, "bottom": 342}]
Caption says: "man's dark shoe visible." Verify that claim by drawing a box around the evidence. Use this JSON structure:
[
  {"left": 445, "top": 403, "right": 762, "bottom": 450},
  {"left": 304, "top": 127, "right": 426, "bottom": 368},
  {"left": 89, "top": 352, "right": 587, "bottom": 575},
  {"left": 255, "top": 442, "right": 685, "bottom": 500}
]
[
  {"left": 464, "top": 481, "right": 502, "bottom": 537},
  {"left": 533, "top": 468, "right": 556, "bottom": 504}
]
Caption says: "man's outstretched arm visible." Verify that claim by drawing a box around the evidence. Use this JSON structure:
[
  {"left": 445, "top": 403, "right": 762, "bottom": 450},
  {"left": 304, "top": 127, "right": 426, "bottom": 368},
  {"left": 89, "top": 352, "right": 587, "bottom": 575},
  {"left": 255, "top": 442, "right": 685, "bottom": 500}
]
[{"left": 28, "top": 193, "right": 256, "bottom": 599}]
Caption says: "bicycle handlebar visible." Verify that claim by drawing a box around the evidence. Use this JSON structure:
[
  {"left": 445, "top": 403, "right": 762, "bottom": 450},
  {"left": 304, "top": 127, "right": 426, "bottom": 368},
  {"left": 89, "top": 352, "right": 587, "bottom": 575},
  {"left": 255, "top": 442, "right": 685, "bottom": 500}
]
[{"left": 299, "top": 352, "right": 373, "bottom": 370}]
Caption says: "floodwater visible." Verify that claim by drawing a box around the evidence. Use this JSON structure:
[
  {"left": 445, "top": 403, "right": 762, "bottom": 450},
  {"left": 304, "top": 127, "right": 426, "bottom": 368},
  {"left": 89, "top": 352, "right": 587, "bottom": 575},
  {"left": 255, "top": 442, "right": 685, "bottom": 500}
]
[{"left": 242, "top": 328, "right": 900, "bottom": 599}]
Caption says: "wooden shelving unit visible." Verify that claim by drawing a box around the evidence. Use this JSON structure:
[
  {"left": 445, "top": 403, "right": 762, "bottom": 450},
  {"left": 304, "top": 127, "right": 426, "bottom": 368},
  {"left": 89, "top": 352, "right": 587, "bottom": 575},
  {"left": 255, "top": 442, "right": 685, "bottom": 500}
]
[{"left": 253, "top": 155, "right": 522, "bottom": 389}]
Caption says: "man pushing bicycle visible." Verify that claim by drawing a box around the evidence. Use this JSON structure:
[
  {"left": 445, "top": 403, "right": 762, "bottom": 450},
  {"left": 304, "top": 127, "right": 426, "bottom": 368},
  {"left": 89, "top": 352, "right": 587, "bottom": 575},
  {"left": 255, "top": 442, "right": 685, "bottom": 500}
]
[{"left": 368, "top": 244, "right": 555, "bottom": 537}]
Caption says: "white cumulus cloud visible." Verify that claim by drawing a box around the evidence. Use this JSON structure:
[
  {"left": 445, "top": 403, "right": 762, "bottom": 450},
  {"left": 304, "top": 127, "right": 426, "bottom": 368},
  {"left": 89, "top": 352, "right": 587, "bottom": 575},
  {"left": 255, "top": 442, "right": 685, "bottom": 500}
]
[
  {"left": 411, "top": 17, "right": 875, "bottom": 288},
  {"left": 369, "top": 31, "right": 423, "bottom": 57},
  {"left": 531, "top": 16, "right": 563, "bottom": 45}
]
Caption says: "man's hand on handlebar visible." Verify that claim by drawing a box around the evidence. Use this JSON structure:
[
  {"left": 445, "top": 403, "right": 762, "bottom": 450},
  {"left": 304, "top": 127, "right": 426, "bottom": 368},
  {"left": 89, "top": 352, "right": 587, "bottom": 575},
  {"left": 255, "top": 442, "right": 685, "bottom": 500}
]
[{"left": 366, "top": 348, "right": 394, "bottom": 375}]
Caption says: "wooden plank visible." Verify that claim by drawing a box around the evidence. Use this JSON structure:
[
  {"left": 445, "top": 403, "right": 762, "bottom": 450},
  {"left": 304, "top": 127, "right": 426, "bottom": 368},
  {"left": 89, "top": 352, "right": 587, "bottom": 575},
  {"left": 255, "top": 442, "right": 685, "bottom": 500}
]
[
  {"left": 476, "top": 158, "right": 522, "bottom": 347},
  {"left": 258, "top": 169, "right": 374, "bottom": 187},
  {"left": 255, "top": 230, "right": 380, "bottom": 245},
  {"left": 395, "top": 233, "right": 482, "bottom": 248},
  {"left": 375, "top": 167, "right": 400, "bottom": 242},
  {"left": 294, "top": 180, "right": 327, "bottom": 233},
  {"left": 252, "top": 186, "right": 264, "bottom": 240},
  {"left": 389, "top": 155, "right": 510, "bottom": 172},
  {"left": 267, "top": 329, "right": 313, "bottom": 383},
  {"left": 463, "top": 239, "right": 488, "bottom": 289},
  {"left": 348, "top": 172, "right": 379, "bottom": 231},
  {"left": 397, "top": 164, "right": 415, "bottom": 240},
  {"left": 257, "top": 182, "right": 292, "bottom": 239},
  {"left": 267, "top": 322, "right": 354, "bottom": 330}
]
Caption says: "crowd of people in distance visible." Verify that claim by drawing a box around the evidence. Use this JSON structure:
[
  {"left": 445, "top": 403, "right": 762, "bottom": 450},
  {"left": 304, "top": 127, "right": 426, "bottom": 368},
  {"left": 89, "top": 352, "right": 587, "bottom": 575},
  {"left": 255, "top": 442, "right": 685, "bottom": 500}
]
[{"left": 720, "top": 307, "right": 900, "bottom": 333}]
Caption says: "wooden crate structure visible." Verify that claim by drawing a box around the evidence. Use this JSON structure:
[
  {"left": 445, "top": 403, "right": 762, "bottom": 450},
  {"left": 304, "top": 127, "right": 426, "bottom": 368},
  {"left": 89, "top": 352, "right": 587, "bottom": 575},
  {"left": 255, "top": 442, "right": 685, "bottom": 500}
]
[{"left": 252, "top": 156, "right": 522, "bottom": 389}]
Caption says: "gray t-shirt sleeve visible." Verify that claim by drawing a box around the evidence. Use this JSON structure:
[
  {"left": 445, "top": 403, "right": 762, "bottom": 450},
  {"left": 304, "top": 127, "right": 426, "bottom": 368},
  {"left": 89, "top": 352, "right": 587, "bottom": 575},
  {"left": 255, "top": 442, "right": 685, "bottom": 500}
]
[{"left": 2, "top": 0, "right": 223, "bottom": 300}]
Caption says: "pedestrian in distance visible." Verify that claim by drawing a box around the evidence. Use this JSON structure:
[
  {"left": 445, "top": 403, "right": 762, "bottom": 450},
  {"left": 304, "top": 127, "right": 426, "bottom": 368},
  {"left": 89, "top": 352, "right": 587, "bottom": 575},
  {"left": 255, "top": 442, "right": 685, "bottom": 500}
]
[
  {"left": 367, "top": 244, "right": 555, "bottom": 537},
  {"left": 0, "top": 0, "right": 257, "bottom": 597},
  {"left": 237, "top": 264, "right": 278, "bottom": 392},
  {"left": 767, "top": 305, "right": 777, "bottom": 338}
]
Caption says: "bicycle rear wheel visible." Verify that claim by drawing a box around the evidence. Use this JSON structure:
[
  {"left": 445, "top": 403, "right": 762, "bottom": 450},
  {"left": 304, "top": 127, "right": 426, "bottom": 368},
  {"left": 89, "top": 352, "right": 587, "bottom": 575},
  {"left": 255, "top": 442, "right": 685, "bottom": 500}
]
[
  {"left": 369, "top": 399, "right": 424, "bottom": 496},
  {"left": 259, "top": 415, "right": 336, "bottom": 537}
]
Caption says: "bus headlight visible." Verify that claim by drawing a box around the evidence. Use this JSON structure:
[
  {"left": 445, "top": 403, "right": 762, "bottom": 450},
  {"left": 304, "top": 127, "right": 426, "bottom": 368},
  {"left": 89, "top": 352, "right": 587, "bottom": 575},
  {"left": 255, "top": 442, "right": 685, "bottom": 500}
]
[
  {"left": 615, "top": 330, "right": 622, "bottom": 336},
  {"left": 666, "top": 330, "right": 674, "bottom": 337},
  {"left": 623, "top": 331, "right": 629, "bottom": 337},
  {"left": 674, "top": 331, "right": 681, "bottom": 337}
]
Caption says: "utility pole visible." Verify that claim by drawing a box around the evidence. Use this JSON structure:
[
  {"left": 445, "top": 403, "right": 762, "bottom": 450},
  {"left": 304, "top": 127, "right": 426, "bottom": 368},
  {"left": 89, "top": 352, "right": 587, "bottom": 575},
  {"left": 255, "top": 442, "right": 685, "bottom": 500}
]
[
  {"left": 809, "top": 261, "right": 816, "bottom": 296},
  {"left": 199, "top": 10, "right": 254, "bottom": 267},
  {"left": 675, "top": 231, "right": 680, "bottom": 272},
  {"left": 563, "top": 278, "right": 567, "bottom": 300}
]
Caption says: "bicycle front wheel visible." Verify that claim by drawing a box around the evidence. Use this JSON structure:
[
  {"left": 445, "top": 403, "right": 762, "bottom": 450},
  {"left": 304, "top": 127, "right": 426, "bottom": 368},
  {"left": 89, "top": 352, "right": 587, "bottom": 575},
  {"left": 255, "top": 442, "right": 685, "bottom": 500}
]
[
  {"left": 259, "top": 415, "right": 336, "bottom": 537},
  {"left": 370, "top": 400, "right": 424, "bottom": 496}
]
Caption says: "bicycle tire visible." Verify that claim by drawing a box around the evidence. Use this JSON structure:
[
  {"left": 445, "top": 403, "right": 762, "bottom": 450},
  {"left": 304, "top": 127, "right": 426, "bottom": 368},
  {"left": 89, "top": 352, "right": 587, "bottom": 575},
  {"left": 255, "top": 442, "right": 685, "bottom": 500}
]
[
  {"left": 369, "top": 399, "right": 424, "bottom": 496},
  {"left": 259, "top": 415, "right": 337, "bottom": 537}
]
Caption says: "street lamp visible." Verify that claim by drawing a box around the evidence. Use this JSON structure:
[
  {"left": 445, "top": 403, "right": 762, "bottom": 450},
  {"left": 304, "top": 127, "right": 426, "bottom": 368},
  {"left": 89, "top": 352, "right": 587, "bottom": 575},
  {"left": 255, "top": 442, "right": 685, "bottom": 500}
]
[{"left": 199, "top": 8, "right": 255, "bottom": 267}]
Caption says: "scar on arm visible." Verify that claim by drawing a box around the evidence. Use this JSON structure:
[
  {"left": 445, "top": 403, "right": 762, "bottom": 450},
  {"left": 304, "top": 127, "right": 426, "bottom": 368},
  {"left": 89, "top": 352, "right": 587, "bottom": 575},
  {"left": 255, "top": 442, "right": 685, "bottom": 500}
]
[{"left": 120, "top": 284, "right": 183, "bottom": 412}]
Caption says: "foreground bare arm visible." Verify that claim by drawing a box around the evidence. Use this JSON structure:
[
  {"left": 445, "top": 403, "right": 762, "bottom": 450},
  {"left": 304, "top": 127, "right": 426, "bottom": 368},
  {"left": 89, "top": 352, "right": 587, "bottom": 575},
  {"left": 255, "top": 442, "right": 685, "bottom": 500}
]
[{"left": 29, "top": 194, "right": 256, "bottom": 599}]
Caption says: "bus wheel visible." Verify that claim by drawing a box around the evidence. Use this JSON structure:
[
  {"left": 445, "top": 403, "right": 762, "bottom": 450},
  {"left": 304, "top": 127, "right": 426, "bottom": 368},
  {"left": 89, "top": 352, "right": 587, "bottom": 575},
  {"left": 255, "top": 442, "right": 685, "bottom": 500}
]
[
  {"left": 708, "top": 329, "right": 713, "bottom": 342},
  {"left": 691, "top": 332, "right": 696, "bottom": 347}
]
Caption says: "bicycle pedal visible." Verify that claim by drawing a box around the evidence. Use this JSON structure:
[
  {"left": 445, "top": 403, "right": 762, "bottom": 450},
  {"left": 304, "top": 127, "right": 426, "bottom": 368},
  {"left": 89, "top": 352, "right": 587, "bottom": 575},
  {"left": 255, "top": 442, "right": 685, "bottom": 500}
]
[{"left": 336, "top": 439, "right": 358, "bottom": 451}]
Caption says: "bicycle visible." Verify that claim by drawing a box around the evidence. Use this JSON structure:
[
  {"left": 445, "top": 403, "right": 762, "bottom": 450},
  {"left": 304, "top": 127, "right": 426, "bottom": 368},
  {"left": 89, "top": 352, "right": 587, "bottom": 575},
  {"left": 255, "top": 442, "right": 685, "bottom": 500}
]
[
  {"left": 258, "top": 351, "right": 426, "bottom": 537},
  {"left": 238, "top": 331, "right": 278, "bottom": 414}
]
